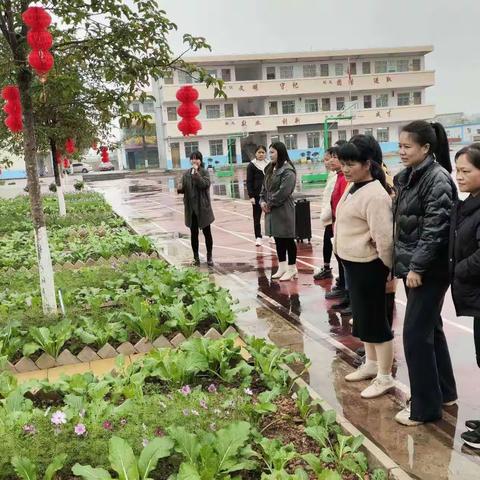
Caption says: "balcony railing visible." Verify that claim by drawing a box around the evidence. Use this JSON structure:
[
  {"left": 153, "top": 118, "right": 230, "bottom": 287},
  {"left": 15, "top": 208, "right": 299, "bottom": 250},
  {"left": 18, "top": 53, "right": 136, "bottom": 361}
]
[
  {"left": 164, "top": 104, "right": 435, "bottom": 138},
  {"left": 162, "top": 71, "right": 435, "bottom": 102}
]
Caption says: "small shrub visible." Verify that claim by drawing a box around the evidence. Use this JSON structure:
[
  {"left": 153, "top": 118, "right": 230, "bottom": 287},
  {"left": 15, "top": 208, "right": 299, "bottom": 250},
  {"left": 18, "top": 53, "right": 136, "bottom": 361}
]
[
  {"left": 49, "top": 183, "right": 57, "bottom": 192},
  {"left": 74, "top": 180, "right": 85, "bottom": 191}
]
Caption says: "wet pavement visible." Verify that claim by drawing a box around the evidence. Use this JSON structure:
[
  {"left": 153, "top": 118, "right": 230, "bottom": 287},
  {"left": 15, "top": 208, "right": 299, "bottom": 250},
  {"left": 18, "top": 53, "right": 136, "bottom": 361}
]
[{"left": 90, "top": 168, "right": 480, "bottom": 480}]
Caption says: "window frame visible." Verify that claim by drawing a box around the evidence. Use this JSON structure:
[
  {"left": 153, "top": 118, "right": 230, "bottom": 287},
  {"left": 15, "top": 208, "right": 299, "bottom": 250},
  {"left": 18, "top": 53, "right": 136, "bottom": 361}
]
[
  {"left": 334, "top": 63, "right": 344, "bottom": 76},
  {"left": 167, "top": 106, "right": 177, "bottom": 121},
  {"left": 266, "top": 66, "right": 276, "bottom": 80},
  {"left": 377, "top": 127, "right": 389, "bottom": 142},
  {"left": 281, "top": 100, "right": 296, "bottom": 115},
  {"left": 206, "top": 104, "right": 221, "bottom": 119},
  {"left": 303, "top": 64, "right": 317, "bottom": 78},
  {"left": 304, "top": 98, "right": 319, "bottom": 113},
  {"left": 362, "top": 61, "right": 371, "bottom": 74},
  {"left": 279, "top": 65, "right": 294, "bottom": 79},
  {"left": 397, "top": 92, "right": 410, "bottom": 106},
  {"left": 283, "top": 133, "right": 298, "bottom": 150},
  {"left": 321, "top": 98, "right": 331, "bottom": 112},
  {"left": 363, "top": 95, "right": 372, "bottom": 109},
  {"left": 306, "top": 132, "right": 320, "bottom": 148},
  {"left": 320, "top": 64, "right": 329, "bottom": 77},
  {"left": 375, "top": 94, "right": 389, "bottom": 108},
  {"left": 209, "top": 139, "right": 224, "bottom": 156},
  {"left": 184, "top": 141, "right": 199, "bottom": 158}
]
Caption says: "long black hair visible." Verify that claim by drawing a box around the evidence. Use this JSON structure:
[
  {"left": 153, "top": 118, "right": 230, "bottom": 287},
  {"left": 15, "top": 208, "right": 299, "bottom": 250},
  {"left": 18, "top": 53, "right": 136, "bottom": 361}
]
[
  {"left": 455, "top": 143, "right": 480, "bottom": 169},
  {"left": 189, "top": 150, "right": 204, "bottom": 168},
  {"left": 338, "top": 134, "right": 389, "bottom": 192},
  {"left": 269, "top": 141, "right": 295, "bottom": 170},
  {"left": 401, "top": 121, "right": 452, "bottom": 173}
]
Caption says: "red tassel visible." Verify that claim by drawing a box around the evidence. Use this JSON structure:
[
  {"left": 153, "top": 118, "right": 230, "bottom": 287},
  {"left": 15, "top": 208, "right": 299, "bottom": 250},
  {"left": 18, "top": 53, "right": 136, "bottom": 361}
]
[
  {"left": 100, "top": 146, "right": 110, "bottom": 163},
  {"left": 22, "top": 6, "right": 52, "bottom": 29},
  {"left": 27, "top": 30, "right": 53, "bottom": 50},
  {"left": 28, "top": 49, "right": 54, "bottom": 76}
]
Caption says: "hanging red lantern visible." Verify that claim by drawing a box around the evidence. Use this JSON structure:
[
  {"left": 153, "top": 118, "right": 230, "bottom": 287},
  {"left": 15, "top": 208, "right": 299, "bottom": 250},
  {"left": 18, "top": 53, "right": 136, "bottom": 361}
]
[
  {"left": 65, "top": 138, "right": 75, "bottom": 154},
  {"left": 28, "top": 50, "right": 54, "bottom": 76},
  {"left": 100, "top": 146, "right": 110, "bottom": 163},
  {"left": 22, "top": 6, "right": 52, "bottom": 29},
  {"left": 176, "top": 86, "right": 201, "bottom": 136},
  {"left": 63, "top": 157, "right": 70, "bottom": 169},
  {"left": 1, "top": 85, "right": 23, "bottom": 133},
  {"left": 27, "top": 30, "right": 53, "bottom": 50}
]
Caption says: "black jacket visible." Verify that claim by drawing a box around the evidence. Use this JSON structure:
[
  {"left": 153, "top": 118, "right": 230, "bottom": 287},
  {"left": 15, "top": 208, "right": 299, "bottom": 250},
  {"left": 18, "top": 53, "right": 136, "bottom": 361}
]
[
  {"left": 393, "top": 156, "right": 457, "bottom": 279},
  {"left": 246, "top": 162, "right": 265, "bottom": 199},
  {"left": 449, "top": 195, "right": 480, "bottom": 317}
]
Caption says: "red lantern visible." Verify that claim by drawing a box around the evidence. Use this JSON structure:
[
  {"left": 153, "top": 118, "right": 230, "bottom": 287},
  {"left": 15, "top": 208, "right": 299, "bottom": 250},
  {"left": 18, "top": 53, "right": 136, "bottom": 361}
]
[
  {"left": 176, "top": 86, "right": 201, "bottom": 136},
  {"left": 1, "top": 85, "right": 20, "bottom": 102},
  {"left": 28, "top": 50, "right": 54, "bottom": 76},
  {"left": 63, "top": 157, "right": 70, "bottom": 169},
  {"left": 22, "top": 6, "right": 52, "bottom": 29},
  {"left": 1, "top": 85, "right": 23, "bottom": 133},
  {"left": 27, "top": 30, "right": 53, "bottom": 50},
  {"left": 100, "top": 146, "right": 110, "bottom": 163},
  {"left": 5, "top": 116, "right": 23, "bottom": 133},
  {"left": 65, "top": 138, "right": 75, "bottom": 154}
]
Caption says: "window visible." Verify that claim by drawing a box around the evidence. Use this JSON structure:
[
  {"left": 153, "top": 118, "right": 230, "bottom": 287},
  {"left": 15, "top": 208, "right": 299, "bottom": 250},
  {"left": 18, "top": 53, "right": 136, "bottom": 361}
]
[
  {"left": 305, "top": 99, "right": 318, "bottom": 113},
  {"left": 365, "top": 128, "right": 373, "bottom": 136},
  {"left": 206, "top": 105, "right": 221, "bottom": 119},
  {"left": 397, "top": 93, "right": 410, "bottom": 106},
  {"left": 363, "top": 95, "right": 372, "bottom": 109},
  {"left": 164, "top": 76, "right": 173, "bottom": 85},
  {"left": 413, "top": 91, "right": 422, "bottom": 105},
  {"left": 376, "top": 94, "right": 388, "bottom": 108},
  {"left": 131, "top": 102, "right": 140, "bottom": 112},
  {"left": 209, "top": 139, "right": 223, "bottom": 156},
  {"left": 320, "top": 64, "right": 329, "bottom": 76},
  {"left": 178, "top": 71, "right": 193, "bottom": 84},
  {"left": 374, "top": 60, "right": 388, "bottom": 73},
  {"left": 349, "top": 62, "right": 357, "bottom": 75},
  {"left": 266, "top": 67, "right": 276, "bottom": 80},
  {"left": 284, "top": 134, "right": 297, "bottom": 150},
  {"left": 362, "top": 61, "right": 371, "bottom": 74},
  {"left": 338, "top": 130, "right": 347, "bottom": 141},
  {"left": 352, "top": 129, "right": 359, "bottom": 136},
  {"left": 321, "top": 98, "right": 331, "bottom": 111},
  {"left": 303, "top": 64, "right": 317, "bottom": 77},
  {"left": 185, "top": 141, "right": 199, "bottom": 157},
  {"left": 279, "top": 66, "right": 294, "bottom": 79},
  {"left": 282, "top": 100, "right": 295, "bottom": 114},
  {"left": 396, "top": 59, "right": 409, "bottom": 72},
  {"left": 351, "top": 95, "right": 358, "bottom": 101},
  {"left": 221, "top": 69, "right": 231, "bottom": 81},
  {"left": 412, "top": 58, "right": 421, "bottom": 71},
  {"left": 377, "top": 127, "right": 389, "bottom": 142},
  {"left": 224, "top": 104, "right": 234, "bottom": 117},
  {"left": 307, "top": 132, "right": 320, "bottom": 148},
  {"left": 336, "top": 97, "right": 345, "bottom": 111},
  {"left": 270, "top": 135, "right": 280, "bottom": 144},
  {"left": 206, "top": 69, "right": 217, "bottom": 78},
  {"left": 335, "top": 63, "right": 344, "bottom": 76},
  {"left": 167, "top": 107, "right": 177, "bottom": 121},
  {"left": 143, "top": 101, "right": 155, "bottom": 113},
  {"left": 269, "top": 101, "right": 278, "bottom": 115}
]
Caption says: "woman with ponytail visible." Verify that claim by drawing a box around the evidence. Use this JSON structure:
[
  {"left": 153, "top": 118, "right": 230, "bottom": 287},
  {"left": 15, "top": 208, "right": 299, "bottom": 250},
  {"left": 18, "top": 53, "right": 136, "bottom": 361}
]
[
  {"left": 393, "top": 121, "right": 457, "bottom": 426},
  {"left": 334, "top": 135, "right": 395, "bottom": 400}
]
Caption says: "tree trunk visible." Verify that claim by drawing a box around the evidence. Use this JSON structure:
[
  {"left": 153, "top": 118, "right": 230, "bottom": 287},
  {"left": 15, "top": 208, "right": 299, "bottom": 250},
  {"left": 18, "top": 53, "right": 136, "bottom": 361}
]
[
  {"left": 18, "top": 67, "right": 57, "bottom": 314},
  {"left": 50, "top": 138, "right": 66, "bottom": 217}
]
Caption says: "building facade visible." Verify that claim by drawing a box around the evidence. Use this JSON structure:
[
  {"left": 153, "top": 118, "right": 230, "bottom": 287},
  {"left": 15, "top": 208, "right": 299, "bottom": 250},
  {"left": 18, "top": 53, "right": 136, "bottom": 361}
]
[{"left": 153, "top": 46, "right": 435, "bottom": 169}]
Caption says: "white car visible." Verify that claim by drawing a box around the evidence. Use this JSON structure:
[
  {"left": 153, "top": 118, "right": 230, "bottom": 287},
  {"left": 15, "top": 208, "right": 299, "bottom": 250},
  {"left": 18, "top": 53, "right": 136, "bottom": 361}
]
[{"left": 69, "top": 162, "right": 93, "bottom": 174}]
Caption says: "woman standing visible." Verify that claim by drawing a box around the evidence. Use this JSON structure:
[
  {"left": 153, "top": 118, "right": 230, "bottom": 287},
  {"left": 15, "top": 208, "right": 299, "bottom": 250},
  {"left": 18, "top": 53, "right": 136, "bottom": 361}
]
[
  {"left": 260, "top": 142, "right": 297, "bottom": 281},
  {"left": 246, "top": 145, "right": 270, "bottom": 246},
  {"left": 334, "top": 135, "right": 395, "bottom": 399},
  {"left": 393, "top": 121, "right": 457, "bottom": 426},
  {"left": 177, "top": 151, "right": 215, "bottom": 267},
  {"left": 450, "top": 144, "right": 480, "bottom": 448}
]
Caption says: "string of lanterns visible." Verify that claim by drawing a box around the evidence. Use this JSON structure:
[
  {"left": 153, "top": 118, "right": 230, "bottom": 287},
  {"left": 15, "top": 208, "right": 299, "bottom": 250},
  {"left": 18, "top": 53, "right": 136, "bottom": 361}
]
[
  {"left": 176, "top": 86, "right": 201, "bottom": 136},
  {"left": 1, "top": 86, "right": 23, "bottom": 132}
]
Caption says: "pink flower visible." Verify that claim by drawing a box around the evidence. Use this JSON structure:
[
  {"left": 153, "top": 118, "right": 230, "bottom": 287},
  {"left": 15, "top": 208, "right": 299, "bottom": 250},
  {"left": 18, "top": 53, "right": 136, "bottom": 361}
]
[
  {"left": 74, "top": 423, "right": 87, "bottom": 436},
  {"left": 103, "top": 420, "right": 113, "bottom": 431},
  {"left": 199, "top": 400, "right": 208, "bottom": 410},
  {"left": 207, "top": 383, "right": 217, "bottom": 393},
  {"left": 22, "top": 424, "right": 36, "bottom": 435},
  {"left": 179, "top": 385, "right": 191, "bottom": 396},
  {"left": 154, "top": 427, "right": 165, "bottom": 437},
  {"left": 244, "top": 388, "right": 253, "bottom": 396},
  {"left": 51, "top": 411, "right": 67, "bottom": 426}
]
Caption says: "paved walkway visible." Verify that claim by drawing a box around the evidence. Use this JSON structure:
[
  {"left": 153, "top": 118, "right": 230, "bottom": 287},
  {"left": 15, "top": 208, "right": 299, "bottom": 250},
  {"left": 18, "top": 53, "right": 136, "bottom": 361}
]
[{"left": 90, "top": 170, "right": 480, "bottom": 480}]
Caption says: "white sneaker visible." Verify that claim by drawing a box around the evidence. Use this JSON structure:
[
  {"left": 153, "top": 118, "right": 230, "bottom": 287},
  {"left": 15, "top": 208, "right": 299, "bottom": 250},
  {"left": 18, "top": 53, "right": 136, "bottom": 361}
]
[
  {"left": 349, "top": 318, "right": 353, "bottom": 326},
  {"left": 394, "top": 405, "right": 424, "bottom": 426},
  {"left": 443, "top": 399, "right": 457, "bottom": 407},
  {"left": 269, "top": 236, "right": 275, "bottom": 244},
  {"left": 255, "top": 237, "right": 262, "bottom": 246},
  {"left": 279, "top": 265, "right": 298, "bottom": 281},
  {"left": 345, "top": 362, "right": 377, "bottom": 382},
  {"left": 361, "top": 375, "right": 395, "bottom": 399},
  {"left": 271, "top": 261, "right": 287, "bottom": 279}
]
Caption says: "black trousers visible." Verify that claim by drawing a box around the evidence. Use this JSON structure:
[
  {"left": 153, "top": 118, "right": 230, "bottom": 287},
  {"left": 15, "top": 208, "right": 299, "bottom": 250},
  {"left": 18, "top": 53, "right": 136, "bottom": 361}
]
[
  {"left": 403, "top": 278, "right": 457, "bottom": 422},
  {"left": 252, "top": 200, "right": 262, "bottom": 238},
  {"left": 474, "top": 317, "right": 480, "bottom": 368},
  {"left": 323, "top": 224, "right": 333, "bottom": 265},
  {"left": 275, "top": 237, "right": 297, "bottom": 265},
  {"left": 190, "top": 212, "right": 213, "bottom": 258},
  {"left": 335, "top": 254, "right": 346, "bottom": 290}
]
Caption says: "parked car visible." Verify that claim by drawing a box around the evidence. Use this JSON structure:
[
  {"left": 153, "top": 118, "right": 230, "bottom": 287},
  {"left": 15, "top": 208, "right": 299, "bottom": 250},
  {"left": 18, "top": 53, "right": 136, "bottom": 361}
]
[
  {"left": 98, "top": 162, "right": 115, "bottom": 172},
  {"left": 68, "top": 162, "right": 93, "bottom": 174}
]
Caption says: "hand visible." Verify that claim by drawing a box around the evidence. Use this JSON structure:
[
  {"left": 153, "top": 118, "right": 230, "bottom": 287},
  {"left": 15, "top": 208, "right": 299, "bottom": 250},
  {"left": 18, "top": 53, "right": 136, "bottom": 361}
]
[
  {"left": 192, "top": 164, "right": 199, "bottom": 173},
  {"left": 250, "top": 197, "right": 256, "bottom": 205},
  {"left": 406, "top": 271, "right": 423, "bottom": 289}
]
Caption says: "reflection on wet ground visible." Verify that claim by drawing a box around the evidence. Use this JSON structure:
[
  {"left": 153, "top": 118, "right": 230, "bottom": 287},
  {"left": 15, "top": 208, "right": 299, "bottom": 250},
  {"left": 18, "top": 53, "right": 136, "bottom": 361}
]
[{"left": 90, "top": 171, "right": 480, "bottom": 480}]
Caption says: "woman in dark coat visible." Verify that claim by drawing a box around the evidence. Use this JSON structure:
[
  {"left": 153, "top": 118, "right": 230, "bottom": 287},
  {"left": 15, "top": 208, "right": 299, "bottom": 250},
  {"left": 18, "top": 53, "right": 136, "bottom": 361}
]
[
  {"left": 393, "top": 121, "right": 458, "bottom": 426},
  {"left": 450, "top": 143, "right": 480, "bottom": 449},
  {"left": 246, "top": 145, "right": 270, "bottom": 246},
  {"left": 260, "top": 142, "right": 297, "bottom": 281},
  {"left": 177, "top": 151, "right": 215, "bottom": 266}
]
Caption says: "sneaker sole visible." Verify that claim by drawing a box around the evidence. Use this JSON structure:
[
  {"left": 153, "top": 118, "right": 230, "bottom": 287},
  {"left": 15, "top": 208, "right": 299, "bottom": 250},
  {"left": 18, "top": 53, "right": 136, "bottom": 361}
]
[
  {"left": 463, "top": 440, "right": 480, "bottom": 449},
  {"left": 394, "top": 417, "right": 424, "bottom": 427}
]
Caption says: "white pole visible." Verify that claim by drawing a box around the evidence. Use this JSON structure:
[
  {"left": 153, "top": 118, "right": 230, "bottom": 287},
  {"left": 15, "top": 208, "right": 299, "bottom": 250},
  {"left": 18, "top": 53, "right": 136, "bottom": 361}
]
[{"left": 34, "top": 226, "right": 57, "bottom": 314}]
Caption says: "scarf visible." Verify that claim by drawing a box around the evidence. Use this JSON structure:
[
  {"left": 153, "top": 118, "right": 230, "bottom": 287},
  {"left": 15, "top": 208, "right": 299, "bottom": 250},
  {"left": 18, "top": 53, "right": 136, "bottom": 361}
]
[{"left": 251, "top": 158, "right": 269, "bottom": 173}]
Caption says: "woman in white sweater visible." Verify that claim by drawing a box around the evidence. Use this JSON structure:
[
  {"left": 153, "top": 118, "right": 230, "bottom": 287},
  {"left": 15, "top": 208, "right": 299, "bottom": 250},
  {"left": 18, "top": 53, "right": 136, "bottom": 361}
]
[{"left": 334, "top": 135, "right": 394, "bottom": 399}]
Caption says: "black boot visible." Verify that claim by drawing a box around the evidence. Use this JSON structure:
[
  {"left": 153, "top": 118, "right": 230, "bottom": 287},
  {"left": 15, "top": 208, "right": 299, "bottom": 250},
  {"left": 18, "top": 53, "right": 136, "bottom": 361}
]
[
  {"left": 193, "top": 255, "right": 200, "bottom": 266},
  {"left": 207, "top": 254, "right": 214, "bottom": 267}
]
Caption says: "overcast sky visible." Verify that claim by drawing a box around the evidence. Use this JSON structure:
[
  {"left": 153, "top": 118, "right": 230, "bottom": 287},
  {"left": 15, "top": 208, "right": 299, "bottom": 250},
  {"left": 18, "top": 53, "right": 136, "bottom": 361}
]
[{"left": 159, "top": 0, "right": 480, "bottom": 115}]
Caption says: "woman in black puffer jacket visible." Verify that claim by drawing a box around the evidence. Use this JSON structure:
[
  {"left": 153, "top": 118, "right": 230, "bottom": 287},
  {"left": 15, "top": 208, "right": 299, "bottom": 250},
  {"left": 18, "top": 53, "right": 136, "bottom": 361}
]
[
  {"left": 450, "top": 144, "right": 480, "bottom": 449},
  {"left": 393, "top": 121, "right": 457, "bottom": 426}
]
